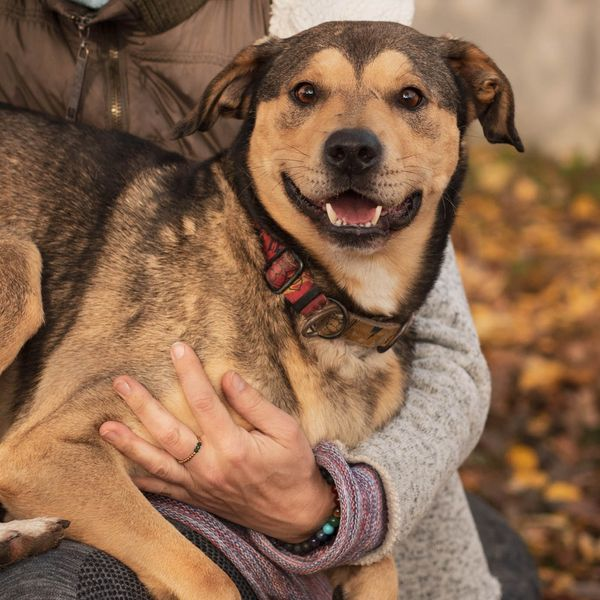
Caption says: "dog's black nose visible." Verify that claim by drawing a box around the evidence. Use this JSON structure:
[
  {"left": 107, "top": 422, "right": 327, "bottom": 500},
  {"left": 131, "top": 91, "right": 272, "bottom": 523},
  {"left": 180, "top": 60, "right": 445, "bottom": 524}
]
[{"left": 324, "top": 128, "right": 382, "bottom": 174}]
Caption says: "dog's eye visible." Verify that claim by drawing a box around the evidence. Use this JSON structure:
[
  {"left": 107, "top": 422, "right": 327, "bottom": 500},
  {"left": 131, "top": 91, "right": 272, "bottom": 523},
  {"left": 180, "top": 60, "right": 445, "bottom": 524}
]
[
  {"left": 292, "top": 82, "right": 318, "bottom": 105},
  {"left": 397, "top": 87, "right": 425, "bottom": 110}
]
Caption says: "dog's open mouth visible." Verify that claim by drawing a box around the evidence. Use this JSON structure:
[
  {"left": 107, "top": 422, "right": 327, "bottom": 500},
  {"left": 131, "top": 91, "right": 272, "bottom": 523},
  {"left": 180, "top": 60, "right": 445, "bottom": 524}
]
[
  {"left": 282, "top": 174, "right": 422, "bottom": 241},
  {"left": 325, "top": 194, "right": 381, "bottom": 228}
]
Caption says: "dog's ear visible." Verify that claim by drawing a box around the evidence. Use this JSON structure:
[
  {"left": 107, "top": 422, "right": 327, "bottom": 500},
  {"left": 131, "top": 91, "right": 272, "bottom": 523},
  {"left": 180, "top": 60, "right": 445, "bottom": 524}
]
[
  {"left": 172, "top": 37, "right": 282, "bottom": 139},
  {"left": 443, "top": 39, "right": 524, "bottom": 152}
]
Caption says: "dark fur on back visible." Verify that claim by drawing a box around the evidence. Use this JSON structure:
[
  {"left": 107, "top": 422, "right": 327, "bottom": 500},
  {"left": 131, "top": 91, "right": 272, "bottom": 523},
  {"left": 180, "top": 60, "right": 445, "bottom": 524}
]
[{"left": 1, "top": 104, "right": 188, "bottom": 415}]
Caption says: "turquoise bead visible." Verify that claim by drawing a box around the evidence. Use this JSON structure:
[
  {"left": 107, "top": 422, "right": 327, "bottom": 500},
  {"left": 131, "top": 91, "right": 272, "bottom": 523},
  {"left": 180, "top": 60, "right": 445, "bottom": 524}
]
[{"left": 322, "top": 523, "right": 335, "bottom": 535}]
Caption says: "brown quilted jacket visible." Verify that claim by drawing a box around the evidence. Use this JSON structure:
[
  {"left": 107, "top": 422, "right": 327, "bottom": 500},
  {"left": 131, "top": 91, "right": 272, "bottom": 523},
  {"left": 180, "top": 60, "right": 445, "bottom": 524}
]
[{"left": 0, "top": 0, "right": 270, "bottom": 159}]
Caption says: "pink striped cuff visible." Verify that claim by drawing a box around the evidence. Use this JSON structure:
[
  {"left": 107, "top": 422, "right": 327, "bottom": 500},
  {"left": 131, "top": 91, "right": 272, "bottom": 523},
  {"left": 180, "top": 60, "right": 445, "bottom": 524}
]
[{"left": 248, "top": 441, "right": 388, "bottom": 574}]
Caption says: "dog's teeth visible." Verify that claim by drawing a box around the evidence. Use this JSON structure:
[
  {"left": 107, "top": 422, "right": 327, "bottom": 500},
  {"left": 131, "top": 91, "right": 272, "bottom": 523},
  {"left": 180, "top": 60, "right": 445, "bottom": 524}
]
[
  {"left": 326, "top": 203, "right": 338, "bottom": 225},
  {"left": 335, "top": 218, "right": 343, "bottom": 226},
  {"left": 371, "top": 205, "right": 383, "bottom": 226},
  {"left": 365, "top": 222, "right": 372, "bottom": 228}
]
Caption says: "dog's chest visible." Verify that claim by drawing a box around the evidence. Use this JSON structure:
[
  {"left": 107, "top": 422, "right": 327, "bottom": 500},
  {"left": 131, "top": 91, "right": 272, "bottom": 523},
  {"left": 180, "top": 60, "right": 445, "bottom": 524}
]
[
  {"left": 156, "top": 326, "right": 405, "bottom": 449},
  {"left": 332, "top": 258, "right": 400, "bottom": 316},
  {"left": 273, "top": 339, "right": 405, "bottom": 447}
]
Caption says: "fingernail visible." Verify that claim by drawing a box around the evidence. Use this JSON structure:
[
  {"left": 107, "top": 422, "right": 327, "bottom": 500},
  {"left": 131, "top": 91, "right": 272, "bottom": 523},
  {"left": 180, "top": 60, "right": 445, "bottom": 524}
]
[
  {"left": 230, "top": 372, "right": 246, "bottom": 392},
  {"left": 171, "top": 342, "right": 185, "bottom": 360},
  {"left": 113, "top": 379, "right": 131, "bottom": 396},
  {"left": 100, "top": 429, "right": 117, "bottom": 442}
]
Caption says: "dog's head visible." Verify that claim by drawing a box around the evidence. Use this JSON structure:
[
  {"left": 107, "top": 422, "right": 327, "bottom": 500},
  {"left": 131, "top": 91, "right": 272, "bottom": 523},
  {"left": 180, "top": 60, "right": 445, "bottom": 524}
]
[{"left": 175, "top": 21, "right": 521, "bottom": 287}]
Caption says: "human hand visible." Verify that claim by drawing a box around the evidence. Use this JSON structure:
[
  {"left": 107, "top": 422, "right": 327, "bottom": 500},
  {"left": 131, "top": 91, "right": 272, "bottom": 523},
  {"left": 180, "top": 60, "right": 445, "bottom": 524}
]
[{"left": 99, "top": 342, "right": 335, "bottom": 543}]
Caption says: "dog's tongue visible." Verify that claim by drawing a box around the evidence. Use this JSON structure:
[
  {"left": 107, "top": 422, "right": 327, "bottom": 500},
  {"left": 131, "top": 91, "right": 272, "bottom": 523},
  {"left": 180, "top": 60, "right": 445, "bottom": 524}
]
[{"left": 330, "top": 192, "right": 377, "bottom": 224}]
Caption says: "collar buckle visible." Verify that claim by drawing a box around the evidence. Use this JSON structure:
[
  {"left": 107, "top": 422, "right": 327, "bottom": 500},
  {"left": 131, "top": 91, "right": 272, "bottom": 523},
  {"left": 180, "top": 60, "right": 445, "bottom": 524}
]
[{"left": 376, "top": 314, "right": 415, "bottom": 353}]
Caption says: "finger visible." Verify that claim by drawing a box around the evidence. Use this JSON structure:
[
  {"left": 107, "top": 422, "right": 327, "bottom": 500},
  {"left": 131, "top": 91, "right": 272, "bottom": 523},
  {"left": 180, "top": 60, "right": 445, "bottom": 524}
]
[
  {"left": 112, "top": 376, "right": 200, "bottom": 463},
  {"left": 132, "top": 476, "right": 195, "bottom": 504},
  {"left": 221, "top": 371, "right": 299, "bottom": 442},
  {"left": 99, "top": 421, "right": 190, "bottom": 485},
  {"left": 170, "top": 342, "right": 239, "bottom": 443}
]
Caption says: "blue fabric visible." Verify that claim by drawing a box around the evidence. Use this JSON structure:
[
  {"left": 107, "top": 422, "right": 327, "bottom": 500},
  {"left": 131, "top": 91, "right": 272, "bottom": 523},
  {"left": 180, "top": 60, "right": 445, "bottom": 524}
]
[{"left": 69, "top": 0, "right": 110, "bottom": 9}]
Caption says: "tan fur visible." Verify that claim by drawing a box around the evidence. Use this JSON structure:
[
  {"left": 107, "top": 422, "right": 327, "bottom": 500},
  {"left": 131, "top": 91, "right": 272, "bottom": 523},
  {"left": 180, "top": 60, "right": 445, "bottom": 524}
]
[
  {"left": 281, "top": 339, "right": 405, "bottom": 446},
  {"left": 0, "top": 21, "right": 521, "bottom": 600},
  {"left": 0, "top": 363, "right": 17, "bottom": 439},
  {"left": 328, "top": 556, "right": 399, "bottom": 600},
  {"left": 0, "top": 237, "right": 44, "bottom": 373}
]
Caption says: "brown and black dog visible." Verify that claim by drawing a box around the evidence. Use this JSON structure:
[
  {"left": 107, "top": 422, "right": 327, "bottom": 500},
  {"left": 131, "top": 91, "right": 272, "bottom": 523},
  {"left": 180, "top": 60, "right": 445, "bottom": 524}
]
[{"left": 0, "top": 21, "right": 522, "bottom": 600}]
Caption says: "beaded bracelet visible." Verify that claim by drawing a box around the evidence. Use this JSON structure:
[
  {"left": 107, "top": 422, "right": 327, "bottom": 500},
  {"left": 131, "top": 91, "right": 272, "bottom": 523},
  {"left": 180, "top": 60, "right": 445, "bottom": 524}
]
[{"left": 277, "top": 467, "right": 341, "bottom": 555}]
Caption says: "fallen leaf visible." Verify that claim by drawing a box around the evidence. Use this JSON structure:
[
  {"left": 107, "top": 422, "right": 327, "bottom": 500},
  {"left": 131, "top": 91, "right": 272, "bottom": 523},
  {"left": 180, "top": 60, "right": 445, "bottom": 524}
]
[
  {"left": 582, "top": 234, "right": 600, "bottom": 257},
  {"left": 476, "top": 161, "right": 514, "bottom": 194},
  {"left": 526, "top": 413, "right": 552, "bottom": 437},
  {"left": 549, "top": 572, "right": 576, "bottom": 594},
  {"left": 577, "top": 532, "right": 598, "bottom": 563},
  {"left": 513, "top": 176, "right": 540, "bottom": 203},
  {"left": 509, "top": 469, "right": 549, "bottom": 491},
  {"left": 569, "top": 193, "right": 600, "bottom": 221},
  {"left": 518, "top": 356, "right": 567, "bottom": 392},
  {"left": 544, "top": 482, "right": 583, "bottom": 504},
  {"left": 506, "top": 444, "right": 540, "bottom": 470},
  {"left": 529, "top": 513, "right": 570, "bottom": 530}
]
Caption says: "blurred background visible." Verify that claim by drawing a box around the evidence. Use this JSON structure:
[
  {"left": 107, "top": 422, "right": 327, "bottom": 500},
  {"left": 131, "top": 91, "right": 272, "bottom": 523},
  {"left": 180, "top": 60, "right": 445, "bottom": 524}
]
[{"left": 415, "top": 2, "right": 600, "bottom": 599}]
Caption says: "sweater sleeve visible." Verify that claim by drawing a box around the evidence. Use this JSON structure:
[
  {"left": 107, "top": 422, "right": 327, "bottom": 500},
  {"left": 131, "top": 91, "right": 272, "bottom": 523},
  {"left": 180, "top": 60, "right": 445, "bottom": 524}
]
[{"left": 247, "top": 442, "right": 386, "bottom": 573}]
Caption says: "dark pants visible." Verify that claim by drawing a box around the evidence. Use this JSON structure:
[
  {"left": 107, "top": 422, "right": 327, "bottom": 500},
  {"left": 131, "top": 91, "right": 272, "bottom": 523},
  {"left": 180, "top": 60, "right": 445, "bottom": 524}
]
[
  {"left": 0, "top": 496, "right": 540, "bottom": 599},
  {"left": 467, "top": 495, "right": 541, "bottom": 600}
]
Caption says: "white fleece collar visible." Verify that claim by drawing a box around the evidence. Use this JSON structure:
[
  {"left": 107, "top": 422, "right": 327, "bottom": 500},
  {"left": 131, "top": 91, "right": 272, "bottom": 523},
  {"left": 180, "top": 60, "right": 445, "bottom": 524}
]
[{"left": 269, "top": 0, "right": 415, "bottom": 38}]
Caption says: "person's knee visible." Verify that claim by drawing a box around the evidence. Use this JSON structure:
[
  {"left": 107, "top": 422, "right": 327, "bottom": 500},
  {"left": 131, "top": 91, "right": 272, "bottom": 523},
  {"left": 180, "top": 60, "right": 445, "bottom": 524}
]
[
  {"left": 468, "top": 494, "right": 541, "bottom": 600},
  {"left": 0, "top": 540, "right": 126, "bottom": 600}
]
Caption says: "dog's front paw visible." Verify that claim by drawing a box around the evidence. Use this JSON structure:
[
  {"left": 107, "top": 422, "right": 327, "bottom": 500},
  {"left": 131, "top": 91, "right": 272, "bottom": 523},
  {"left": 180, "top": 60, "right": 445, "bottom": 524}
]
[{"left": 0, "top": 517, "right": 70, "bottom": 566}]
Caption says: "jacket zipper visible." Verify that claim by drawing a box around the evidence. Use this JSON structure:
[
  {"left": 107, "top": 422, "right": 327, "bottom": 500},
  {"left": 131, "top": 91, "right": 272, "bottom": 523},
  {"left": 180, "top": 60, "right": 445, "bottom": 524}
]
[
  {"left": 107, "top": 42, "right": 124, "bottom": 129},
  {"left": 66, "top": 14, "right": 92, "bottom": 122}
]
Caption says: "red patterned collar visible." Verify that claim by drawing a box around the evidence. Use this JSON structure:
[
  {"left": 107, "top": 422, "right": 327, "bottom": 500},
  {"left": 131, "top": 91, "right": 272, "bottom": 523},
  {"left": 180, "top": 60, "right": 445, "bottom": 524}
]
[{"left": 258, "top": 228, "right": 413, "bottom": 352}]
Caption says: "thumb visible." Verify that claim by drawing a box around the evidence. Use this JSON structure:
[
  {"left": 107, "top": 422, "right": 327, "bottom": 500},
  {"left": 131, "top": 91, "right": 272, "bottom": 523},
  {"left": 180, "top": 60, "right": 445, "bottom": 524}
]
[{"left": 222, "top": 371, "right": 298, "bottom": 442}]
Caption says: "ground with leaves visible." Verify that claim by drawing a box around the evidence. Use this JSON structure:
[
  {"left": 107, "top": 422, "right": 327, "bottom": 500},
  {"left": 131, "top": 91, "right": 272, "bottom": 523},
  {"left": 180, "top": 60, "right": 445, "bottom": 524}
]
[{"left": 454, "top": 147, "right": 600, "bottom": 600}]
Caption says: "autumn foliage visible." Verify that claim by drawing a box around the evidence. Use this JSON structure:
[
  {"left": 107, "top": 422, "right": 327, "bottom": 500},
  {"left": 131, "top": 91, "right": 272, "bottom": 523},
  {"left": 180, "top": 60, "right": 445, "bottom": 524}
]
[{"left": 455, "top": 147, "right": 600, "bottom": 600}]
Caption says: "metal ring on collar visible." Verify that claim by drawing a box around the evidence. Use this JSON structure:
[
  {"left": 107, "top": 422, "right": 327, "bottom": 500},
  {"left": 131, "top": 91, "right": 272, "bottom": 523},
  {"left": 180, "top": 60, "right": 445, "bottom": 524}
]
[{"left": 301, "top": 298, "right": 349, "bottom": 340}]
